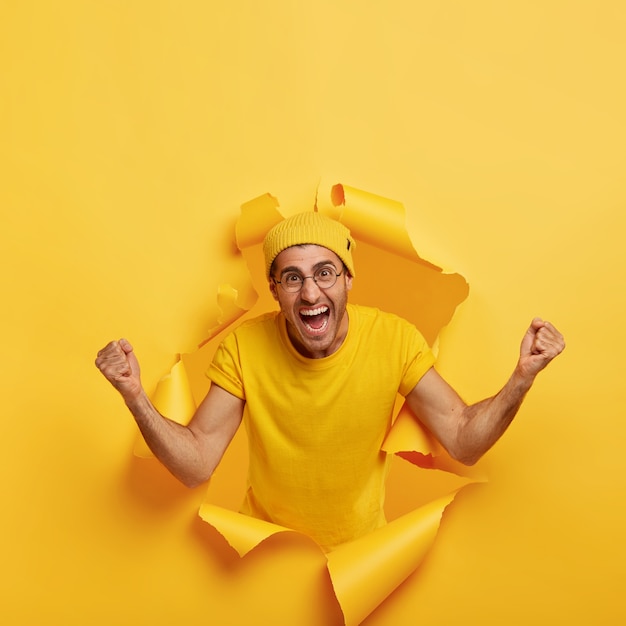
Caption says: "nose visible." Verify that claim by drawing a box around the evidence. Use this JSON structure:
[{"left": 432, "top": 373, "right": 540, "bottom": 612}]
[{"left": 299, "top": 275, "right": 322, "bottom": 302}]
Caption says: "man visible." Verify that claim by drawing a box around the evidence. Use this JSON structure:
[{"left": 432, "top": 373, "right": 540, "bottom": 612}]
[{"left": 96, "top": 211, "right": 565, "bottom": 551}]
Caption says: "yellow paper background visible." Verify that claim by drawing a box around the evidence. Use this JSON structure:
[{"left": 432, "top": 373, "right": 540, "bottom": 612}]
[{"left": 2, "top": 2, "right": 625, "bottom": 625}]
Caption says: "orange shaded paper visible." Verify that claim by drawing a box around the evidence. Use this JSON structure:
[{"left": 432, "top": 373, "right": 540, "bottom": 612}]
[
  {"left": 382, "top": 403, "right": 486, "bottom": 479},
  {"left": 318, "top": 182, "right": 469, "bottom": 346},
  {"left": 138, "top": 184, "right": 473, "bottom": 624},
  {"left": 236, "top": 192, "right": 284, "bottom": 249}
]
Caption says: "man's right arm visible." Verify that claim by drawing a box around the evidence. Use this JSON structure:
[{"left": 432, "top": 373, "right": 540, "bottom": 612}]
[{"left": 95, "top": 339, "right": 244, "bottom": 488}]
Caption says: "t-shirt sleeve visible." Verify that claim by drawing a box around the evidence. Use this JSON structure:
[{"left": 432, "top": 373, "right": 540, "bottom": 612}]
[
  {"left": 206, "top": 332, "right": 246, "bottom": 400},
  {"left": 398, "top": 323, "right": 436, "bottom": 396}
]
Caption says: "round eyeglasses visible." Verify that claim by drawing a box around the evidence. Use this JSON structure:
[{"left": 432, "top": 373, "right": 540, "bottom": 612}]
[{"left": 273, "top": 266, "right": 343, "bottom": 293}]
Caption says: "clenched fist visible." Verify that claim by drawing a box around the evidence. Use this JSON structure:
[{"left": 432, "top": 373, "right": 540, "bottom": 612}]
[
  {"left": 95, "top": 339, "right": 143, "bottom": 402},
  {"left": 518, "top": 318, "right": 565, "bottom": 379}
]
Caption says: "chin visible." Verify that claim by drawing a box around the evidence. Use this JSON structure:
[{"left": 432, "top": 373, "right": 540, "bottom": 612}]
[{"left": 294, "top": 331, "right": 334, "bottom": 357}]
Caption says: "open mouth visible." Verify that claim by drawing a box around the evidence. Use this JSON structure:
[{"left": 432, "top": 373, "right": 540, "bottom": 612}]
[{"left": 299, "top": 305, "right": 330, "bottom": 334}]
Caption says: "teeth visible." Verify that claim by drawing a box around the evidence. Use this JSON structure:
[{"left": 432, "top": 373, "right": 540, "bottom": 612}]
[{"left": 301, "top": 306, "right": 329, "bottom": 316}]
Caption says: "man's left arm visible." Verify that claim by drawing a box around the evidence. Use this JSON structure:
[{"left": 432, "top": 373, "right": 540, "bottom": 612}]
[{"left": 406, "top": 318, "right": 565, "bottom": 465}]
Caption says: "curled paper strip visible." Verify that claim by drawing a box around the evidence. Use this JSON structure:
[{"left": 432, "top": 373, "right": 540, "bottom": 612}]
[
  {"left": 198, "top": 503, "right": 304, "bottom": 556},
  {"left": 325, "top": 183, "right": 434, "bottom": 265},
  {"left": 139, "top": 183, "right": 473, "bottom": 624},
  {"left": 326, "top": 491, "right": 458, "bottom": 626}
]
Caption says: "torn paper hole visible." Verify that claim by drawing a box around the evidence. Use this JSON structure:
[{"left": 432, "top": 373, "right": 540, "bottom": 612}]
[{"left": 137, "top": 183, "right": 476, "bottom": 625}]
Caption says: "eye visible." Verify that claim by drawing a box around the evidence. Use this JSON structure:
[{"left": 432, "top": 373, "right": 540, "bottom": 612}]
[
  {"left": 283, "top": 272, "right": 303, "bottom": 283},
  {"left": 316, "top": 267, "right": 334, "bottom": 279}
]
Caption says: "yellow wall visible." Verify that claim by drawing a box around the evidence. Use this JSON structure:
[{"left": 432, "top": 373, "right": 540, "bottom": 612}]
[{"left": 2, "top": 2, "right": 625, "bottom": 624}]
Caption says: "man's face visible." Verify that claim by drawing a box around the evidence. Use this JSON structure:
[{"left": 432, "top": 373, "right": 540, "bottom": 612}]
[{"left": 269, "top": 244, "right": 353, "bottom": 359}]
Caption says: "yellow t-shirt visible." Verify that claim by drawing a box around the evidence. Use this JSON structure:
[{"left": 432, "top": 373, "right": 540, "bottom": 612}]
[{"left": 207, "top": 303, "right": 435, "bottom": 551}]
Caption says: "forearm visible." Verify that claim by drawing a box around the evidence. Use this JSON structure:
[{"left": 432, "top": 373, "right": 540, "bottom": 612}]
[
  {"left": 96, "top": 339, "right": 239, "bottom": 486},
  {"left": 409, "top": 319, "right": 564, "bottom": 466},
  {"left": 124, "top": 391, "right": 213, "bottom": 487},
  {"left": 454, "top": 366, "right": 535, "bottom": 465}
]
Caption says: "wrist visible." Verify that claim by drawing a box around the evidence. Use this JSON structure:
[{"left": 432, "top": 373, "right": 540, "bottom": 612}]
[
  {"left": 124, "top": 388, "right": 154, "bottom": 420},
  {"left": 512, "top": 363, "right": 536, "bottom": 391}
]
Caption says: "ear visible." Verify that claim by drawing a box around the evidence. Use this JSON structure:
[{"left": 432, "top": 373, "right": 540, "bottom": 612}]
[
  {"left": 345, "top": 272, "right": 353, "bottom": 292},
  {"left": 269, "top": 279, "right": 279, "bottom": 301}
]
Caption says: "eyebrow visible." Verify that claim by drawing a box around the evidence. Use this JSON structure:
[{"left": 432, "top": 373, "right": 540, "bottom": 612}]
[{"left": 278, "top": 260, "right": 339, "bottom": 277}]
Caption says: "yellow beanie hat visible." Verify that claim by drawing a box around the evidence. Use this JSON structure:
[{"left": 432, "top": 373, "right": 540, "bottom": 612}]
[{"left": 263, "top": 212, "right": 356, "bottom": 278}]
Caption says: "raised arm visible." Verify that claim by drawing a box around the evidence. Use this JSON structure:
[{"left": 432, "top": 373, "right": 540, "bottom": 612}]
[
  {"left": 406, "top": 318, "right": 565, "bottom": 465},
  {"left": 95, "top": 339, "right": 244, "bottom": 487}
]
